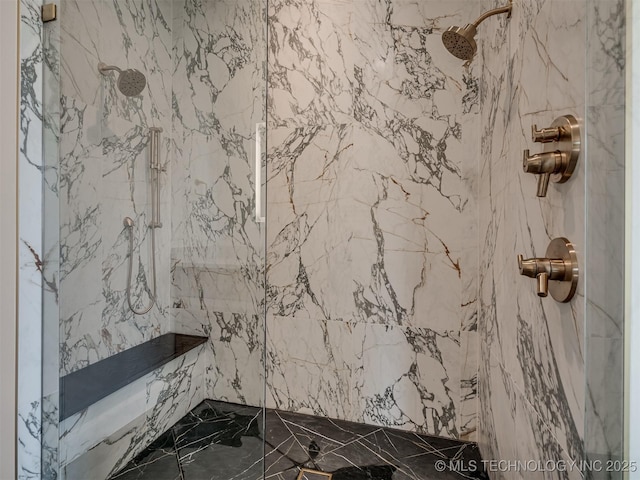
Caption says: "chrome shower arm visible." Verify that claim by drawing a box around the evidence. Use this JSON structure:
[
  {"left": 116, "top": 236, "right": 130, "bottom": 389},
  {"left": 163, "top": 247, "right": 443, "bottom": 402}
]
[{"left": 473, "top": 1, "right": 512, "bottom": 27}]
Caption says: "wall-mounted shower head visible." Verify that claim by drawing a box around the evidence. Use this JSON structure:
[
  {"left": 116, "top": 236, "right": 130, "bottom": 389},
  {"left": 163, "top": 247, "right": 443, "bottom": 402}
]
[
  {"left": 98, "top": 62, "right": 147, "bottom": 97},
  {"left": 442, "top": 24, "right": 478, "bottom": 61},
  {"left": 442, "top": 1, "right": 512, "bottom": 62}
]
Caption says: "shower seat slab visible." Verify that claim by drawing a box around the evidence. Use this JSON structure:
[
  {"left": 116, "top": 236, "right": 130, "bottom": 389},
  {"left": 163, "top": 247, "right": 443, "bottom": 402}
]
[{"left": 59, "top": 333, "right": 207, "bottom": 420}]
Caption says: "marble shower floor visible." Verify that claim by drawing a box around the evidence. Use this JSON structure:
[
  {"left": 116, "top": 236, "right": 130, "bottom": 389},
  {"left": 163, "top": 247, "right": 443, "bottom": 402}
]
[{"left": 110, "top": 400, "right": 489, "bottom": 480}]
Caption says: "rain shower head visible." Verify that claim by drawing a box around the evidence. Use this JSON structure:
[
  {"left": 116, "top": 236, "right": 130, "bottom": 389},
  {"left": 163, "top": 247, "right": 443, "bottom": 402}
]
[
  {"left": 442, "top": 1, "right": 512, "bottom": 61},
  {"left": 98, "top": 62, "right": 147, "bottom": 97},
  {"left": 442, "top": 24, "right": 478, "bottom": 61}
]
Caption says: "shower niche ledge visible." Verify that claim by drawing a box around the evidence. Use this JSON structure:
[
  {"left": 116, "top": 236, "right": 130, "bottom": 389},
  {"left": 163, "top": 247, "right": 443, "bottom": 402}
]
[{"left": 59, "top": 333, "right": 208, "bottom": 420}]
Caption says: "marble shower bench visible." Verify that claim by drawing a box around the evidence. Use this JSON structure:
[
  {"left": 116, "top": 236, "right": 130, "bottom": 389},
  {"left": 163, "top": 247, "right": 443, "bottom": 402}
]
[
  {"left": 58, "top": 333, "right": 208, "bottom": 479},
  {"left": 60, "top": 333, "right": 207, "bottom": 420}
]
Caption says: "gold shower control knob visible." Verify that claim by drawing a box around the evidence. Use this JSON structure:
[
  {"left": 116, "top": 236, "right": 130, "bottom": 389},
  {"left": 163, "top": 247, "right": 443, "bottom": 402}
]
[
  {"left": 517, "top": 237, "right": 579, "bottom": 303},
  {"left": 531, "top": 125, "right": 561, "bottom": 143},
  {"left": 523, "top": 115, "right": 581, "bottom": 197}
]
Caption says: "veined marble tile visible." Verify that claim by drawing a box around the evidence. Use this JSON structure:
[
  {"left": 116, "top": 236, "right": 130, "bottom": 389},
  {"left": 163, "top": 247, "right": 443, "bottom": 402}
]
[
  {"left": 354, "top": 323, "right": 460, "bottom": 437},
  {"left": 172, "top": 308, "right": 264, "bottom": 408},
  {"left": 268, "top": 0, "right": 480, "bottom": 126},
  {"left": 59, "top": 97, "right": 105, "bottom": 375},
  {"left": 266, "top": 0, "right": 479, "bottom": 439},
  {"left": 587, "top": 0, "right": 625, "bottom": 108},
  {"left": 268, "top": 124, "right": 476, "bottom": 335},
  {"left": 170, "top": 130, "right": 262, "bottom": 267},
  {"left": 460, "top": 331, "right": 478, "bottom": 441},
  {"left": 41, "top": 16, "right": 61, "bottom": 479},
  {"left": 171, "top": 262, "right": 260, "bottom": 316},
  {"left": 477, "top": 360, "right": 517, "bottom": 480},
  {"left": 514, "top": 388, "right": 584, "bottom": 480},
  {"left": 480, "top": 113, "right": 584, "bottom": 473},
  {"left": 143, "top": 347, "right": 206, "bottom": 460},
  {"left": 584, "top": 336, "right": 623, "bottom": 472},
  {"left": 388, "top": 0, "right": 482, "bottom": 31},
  {"left": 100, "top": 113, "right": 173, "bottom": 358},
  {"left": 172, "top": 0, "right": 266, "bottom": 137},
  {"left": 266, "top": 316, "right": 358, "bottom": 420},
  {"left": 477, "top": 0, "right": 607, "bottom": 473},
  {"left": 583, "top": 102, "right": 625, "bottom": 472},
  {"left": 267, "top": 316, "right": 461, "bottom": 437},
  {"left": 59, "top": 0, "right": 102, "bottom": 108},
  {"left": 584, "top": 105, "right": 625, "bottom": 338},
  {"left": 18, "top": 0, "right": 45, "bottom": 477},
  {"left": 100, "top": 0, "right": 173, "bottom": 132},
  {"left": 514, "top": 0, "right": 586, "bottom": 115},
  {"left": 41, "top": 394, "right": 59, "bottom": 480}
]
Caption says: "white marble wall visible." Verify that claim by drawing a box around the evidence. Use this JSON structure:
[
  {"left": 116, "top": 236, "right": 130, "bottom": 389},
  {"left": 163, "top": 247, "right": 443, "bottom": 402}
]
[
  {"left": 169, "top": 0, "right": 267, "bottom": 407},
  {"left": 19, "top": 0, "right": 627, "bottom": 477},
  {"left": 58, "top": 0, "right": 174, "bottom": 377},
  {"left": 477, "top": 0, "right": 625, "bottom": 478},
  {"left": 52, "top": 0, "right": 237, "bottom": 477},
  {"left": 18, "top": 0, "right": 46, "bottom": 477},
  {"left": 265, "top": 0, "right": 481, "bottom": 439},
  {"left": 584, "top": 0, "right": 626, "bottom": 475}
]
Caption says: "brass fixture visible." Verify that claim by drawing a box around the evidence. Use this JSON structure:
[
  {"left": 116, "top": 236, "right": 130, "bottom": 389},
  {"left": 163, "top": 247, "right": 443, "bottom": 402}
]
[
  {"left": 296, "top": 469, "right": 333, "bottom": 480},
  {"left": 441, "top": 0, "right": 512, "bottom": 61},
  {"left": 517, "top": 237, "right": 579, "bottom": 303},
  {"left": 41, "top": 3, "right": 57, "bottom": 22},
  {"left": 523, "top": 114, "right": 580, "bottom": 197}
]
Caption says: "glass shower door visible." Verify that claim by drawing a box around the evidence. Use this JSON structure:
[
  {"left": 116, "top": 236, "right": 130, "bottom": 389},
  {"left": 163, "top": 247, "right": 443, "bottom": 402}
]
[{"left": 41, "top": 0, "right": 268, "bottom": 478}]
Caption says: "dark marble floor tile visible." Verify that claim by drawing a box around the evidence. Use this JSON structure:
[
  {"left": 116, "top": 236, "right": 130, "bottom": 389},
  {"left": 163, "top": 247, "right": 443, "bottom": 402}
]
[
  {"left": 173, "top": 400, "right": 264, "bottom": 480},
  {"left": 113, "top": 400, "right": 488, "bottom": 480},
  {"left": 109, "top": 430, "right": 182, "bottom": 480},
  {"left": 265, "top": 410, "right": 488, "bottom": 480},
  {"left": 270, "top": 410, "right": 381, "bottom": 444},
  {"left": 178, "top": 436, "right": 263, "bottom": 480}
]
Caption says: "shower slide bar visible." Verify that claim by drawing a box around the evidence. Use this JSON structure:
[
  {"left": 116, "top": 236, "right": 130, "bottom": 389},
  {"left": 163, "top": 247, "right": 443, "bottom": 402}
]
[
  {"left": 123, "top": 127, "right": 163, "bottom": 315},
  {"left": 255, "top": 122, "right": 266, "bottom": 223},
  {"left": 149, "top": 127, "right": 163, "bottom": 228}
]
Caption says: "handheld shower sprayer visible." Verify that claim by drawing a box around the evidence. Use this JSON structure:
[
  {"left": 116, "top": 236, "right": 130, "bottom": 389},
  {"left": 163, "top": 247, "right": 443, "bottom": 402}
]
[
  {"left": 98, "top": 62, "right": 147, "bottom": 97},
  {"left": 442, "top": 0, "right": 512, "bottom": 61}
]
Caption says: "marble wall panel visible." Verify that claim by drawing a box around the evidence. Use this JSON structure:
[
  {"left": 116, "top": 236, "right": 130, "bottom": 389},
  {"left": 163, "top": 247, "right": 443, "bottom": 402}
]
[
  {"left": 18, "top": 0, "right": 46, "bottom": 477},
  {"left": 21, "top": 0, "right": 627, "bottom": 478},
  {"left": 265, "top": 0, "right": 481, "bottom": 437},
  {"left": 266, "top": 315, "right": 461, "bottom": 437},
  {"left": 173, "top": 308, "right": 264, "bottom": 407},
  {"left": 58, "top": 0, "right": 174, "bottom": 374},
  {"left": 42, "top": 12, "right": 61, "bottom": 478},
  {"left": 583, "top": 2, "right": 626, "bottom": 473},
  {"left": 267, "top": 25, "right": 478, "bottom": 437},
  {"left": 169, "top": 0, "right": 267, "bottom": 410},
  {"left": 478, "top": 0, "right": 626, "bottom": 475}
]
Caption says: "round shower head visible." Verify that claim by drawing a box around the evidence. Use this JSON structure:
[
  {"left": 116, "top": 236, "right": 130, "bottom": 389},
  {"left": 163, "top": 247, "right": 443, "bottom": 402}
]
[
  {"left": 98, "top": 62, "right": 147, "bottom": 97},
  {"left": 442, "top": 24, "right": 478, "bottom": 61},
  {"left": 117, "top": 69, "right": 147, "bottom": 97}
]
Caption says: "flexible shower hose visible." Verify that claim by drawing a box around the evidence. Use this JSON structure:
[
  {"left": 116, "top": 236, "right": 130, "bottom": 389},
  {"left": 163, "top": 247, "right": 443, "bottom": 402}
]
[{"left": 124, "top": 217, "right": 157, "bottom": 315}]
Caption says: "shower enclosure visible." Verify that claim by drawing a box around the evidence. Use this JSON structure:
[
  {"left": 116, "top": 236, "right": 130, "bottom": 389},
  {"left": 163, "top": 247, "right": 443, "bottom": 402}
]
[
  {"left": 15, "top": 0, "right": 626, "bottom": 478},
  {"left": 29, "top": 0, "right": 269, "bottom": 477}
]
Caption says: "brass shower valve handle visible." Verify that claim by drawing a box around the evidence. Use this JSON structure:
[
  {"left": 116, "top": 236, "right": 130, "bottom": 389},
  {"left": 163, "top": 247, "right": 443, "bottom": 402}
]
[
  {"left": 522, "top": 115, "right": 581, "bottom": 198},
  {"left": 522, "top": 150, "right": 566, "bottom": 197},
  {"left": 517, "top": 237, "right": 579, "bottom": 303},
  {"left": 518, "top": 255, "right": 568, "bottom": 297},
  {"left": 531, "top": 125, "right": 561, "bottom": 143}
]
